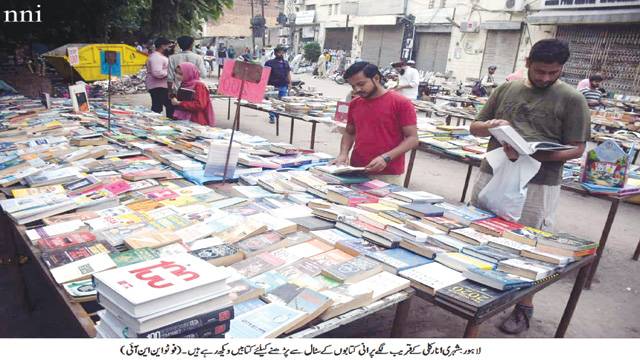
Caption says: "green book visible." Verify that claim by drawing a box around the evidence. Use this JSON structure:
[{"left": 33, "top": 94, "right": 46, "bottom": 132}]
[{"left": 109, "top": 248, "right": 159, "bottom": 267}]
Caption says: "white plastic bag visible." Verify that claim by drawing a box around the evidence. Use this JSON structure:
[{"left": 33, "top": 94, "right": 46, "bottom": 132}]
[{"left": 477, "top": 148, "right": 541, "bottom": 222}]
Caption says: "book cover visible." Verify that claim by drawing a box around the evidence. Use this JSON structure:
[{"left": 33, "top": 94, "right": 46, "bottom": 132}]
[
  {"left": 463, "top": 267, "right": 533, "bottom": 291},
  {"left": 42, "top": 241, "right": 114, "bottom": 269},
  {"left": 189, "top": 244, "right": 244, "bottom": 267},
  {"left": 109, "top": 248, "right": 160, "bottom": 267},
  {"left": 50, "top": 252, "right": 117, "bottom": 284},
  {"left": 249, "top": 271, "right": 290, "bottom": 293},
  {"left": 390, "top": 191, "right": 444, "bottom": 204},
  {"left": 347, "top": 271, "right": 410, "bottom": 302},
  {"left": 235, "top": 232, "right": 285, "bottom": 257},
  {"left": 398, "top": 262, "right": 465, "bottom": 295},
  {"left": 399, "top": 202, "right": 445, "bottom": 217},
  {"left": 436, "top": 280, "right": 519, "bottom": 315},
  {"left": 290, "top": 216, "right": 335, "bottom": 231},
  {"left": 471, "top": 217, "right": 524, "bottom": 237},
  {"left": 227, "top": 303, "right": 306, "bottom": 338},
  {"left": 37, "top": 231, "right": 97, "bottom": 251},
  {"left": 230, "top": 252, "right": 286, "bottom": 278},
  {"left": 284, "top": 288, "right": 333, "bottom": 333},
  {"left": 93, "top": 253, "right": 230, "bottom": 317},
  {"left": 366, "top": 248, "right": 432, "bottom": 274},
  {"left": 436, "top": 252, "right": 494, "bottom": 272},
  {"left": 321, "top": 255, "right": 383, "bottom": 284},
  {"left": 461, "top": 245, "right": 516, "bottom": 265}
]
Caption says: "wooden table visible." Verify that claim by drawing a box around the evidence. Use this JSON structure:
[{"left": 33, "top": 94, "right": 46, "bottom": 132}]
[
  {"left": 397, "top": 256, "right": 595, "bottom": 338},
  {"left": 230, "top": 102, "right": 323, "bottom": 150},
  {"left": 559, "top": 182, "right": 639, "bottom": 289},
  {"left": 2, "top": 210, "right": 414, "bottom": 338}
]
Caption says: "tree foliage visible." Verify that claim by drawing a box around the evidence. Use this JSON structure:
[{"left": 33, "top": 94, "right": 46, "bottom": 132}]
[
  {"left": 0, "top": 0, "right": 233, "bottom": 47},
  {"left": 303, "top": 42, "right": 321, "bottom": 63}
]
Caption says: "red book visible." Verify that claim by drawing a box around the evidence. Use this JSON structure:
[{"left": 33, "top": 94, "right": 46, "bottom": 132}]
[{"left": 37, "top": 231, "right": 97, "bottom": 251}]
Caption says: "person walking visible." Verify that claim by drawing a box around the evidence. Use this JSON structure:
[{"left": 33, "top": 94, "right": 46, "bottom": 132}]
[
  {"left": 145, "top": 37, "right": 173, "bottom": 117},
  {"left": 391, "top": 60, "right": 420, "bottom": 100},
  {"left": 264, "top": 45, "right": 292, "bottom": 124}
]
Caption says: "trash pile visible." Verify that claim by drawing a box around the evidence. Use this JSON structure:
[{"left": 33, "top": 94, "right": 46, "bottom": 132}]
[{"left": 91, "top": 69, "right": 148, "bottom": 96}]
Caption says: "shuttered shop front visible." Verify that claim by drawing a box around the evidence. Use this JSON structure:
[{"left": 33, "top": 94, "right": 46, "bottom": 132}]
[
  {"left": 480, "top": 30, "right": 522, "bottom": 83},
  {"left": 361, "top": 25, "right": 404, "bottom": 66},
  {"left": 324, "top": 28, "right": 354, "bottom": 53},
  {"left": 556, "top": 24, "right": 640, "bottom": 96},
  {"left": 414, "top": 32, "right": 451, "bottom": 73}
]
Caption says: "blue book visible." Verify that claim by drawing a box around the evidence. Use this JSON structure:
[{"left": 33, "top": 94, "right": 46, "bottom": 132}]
[
  {"left": 463, "top": 267, "right": 533, "bottom": 291},
  {"left": 182, "top": 169, "right": 239, "bottom": 185},
  {"left": 443, "top": 205, "right": 495, "bottom": 225},
  {"left": 462, "top": 245, "right": 515, "bottom": 265},
  {"left": 366, "top": 248, "right": 433, "bottom": 274},
  {"left": 249, "top": 271, "right": 289, "bottom": 293}
]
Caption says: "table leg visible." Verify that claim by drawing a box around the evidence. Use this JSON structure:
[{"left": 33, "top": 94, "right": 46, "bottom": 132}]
[
  {"left": 584, "top": 198, "right": 620, "bottom": 289},
  {"left": 403, "top": 148, "right": 417, "bottom": 188},
  {"left": 555, "top": 263, "right": 591, "bottom": 337},
  {"left": 289, "top": 117, "right": 295, "bottom": 144},
  {"left": 276, "top": 114, "right": 280, "bottom": 136},
  {"left": 310, "top": 122, "right": 317, "bottom": 150},
  {"left": 463, "top": 321, "right": 480, "bottom": 338},
  {"left": 390, "top": 297, "right": 412, "bottom": 338},
  {"left": 460, "top": 164, "right": 473, "bottom": 203},
  {"left": 227, "top": 98, "right": 231, "bottom": 120},
  {"left": 455, "top": 117, "right": 461, "bottom": 126},
  {"left": 632, "top": 238, "right": 640, "bottom": 261},
  {"left": 445, "top": 114, "right": 452, "bottom": 126}
]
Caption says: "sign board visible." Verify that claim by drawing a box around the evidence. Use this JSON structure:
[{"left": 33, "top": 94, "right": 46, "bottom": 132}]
[
  {"left": 340, "top": 1, "right": 359, "bottom": 16},
  {"left": 218, "top": 60, "right": 270, "bottom": 103},
  {"left": 334, "top": 101, "right": 350, "bottom": 123},
  {"left": 541, "top": 0, "right": 640, "bottom": 10},
  {"left": 100, "top": 50, "right": 122, "bottom": 77},
  {"left": 295, "top": 10, "right": 316, "bottom": 25},
  {"left": 67, "top": 47, "right": 80, "bottom": 66}
]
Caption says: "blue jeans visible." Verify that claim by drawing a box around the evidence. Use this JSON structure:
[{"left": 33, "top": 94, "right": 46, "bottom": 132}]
[{"left": 269, "top": 85, "right": 289, "bottom": 121}]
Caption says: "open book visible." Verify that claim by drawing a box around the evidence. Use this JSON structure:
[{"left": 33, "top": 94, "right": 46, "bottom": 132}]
[
  {"left": 489, "top": 125, "right": 575, "bottom": 155},
  {"left": 313, "top": 164, "right": 366, "bottom": 175}
]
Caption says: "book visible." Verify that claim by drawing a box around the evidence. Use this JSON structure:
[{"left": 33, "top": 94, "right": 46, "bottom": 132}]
[
  {"left": 335, "top": 237, "right": 383, "bottom": 257},
  {"left": 461, "top": 245, "right": 516, "bottom": 265},
  {"left": 426, "top": 234, "right": 469, "bottom": 252},
  {"left": 386, "top": 223, "right": 429, "bottom": 242},
  {"left": 356, "top": 202, "right": 397, "bottom": 213},
  {"left": 503, "top": 226, "right": 556, "bottom": 247},
  {"left": 310, "top": 228, "right": 358, "bottom": 246},
  {"left": 70, "top": 84, "right": 90, "bottom": 113},
  {"left": 176, "top": 88, "right": 195, "bottom": 101},
  {"left": 190, "top": 244, "right": 244, "bottom": 266},
  {"left": 98, "top": 290, "right": 233, "bottom": 335},
  {"left": 261, "top": 283, "right": 303, "bottom": 305},
  {"left": 319, "top": 285, "right": 373, "bottom": 320},
  {"left": 109, "top": 248, "right": 160, "bottom": 267},
  {"left": 227, "top": 303, "right": 307, "bottom": 338},
  {"left": 362, "top": 229, "right": 402, "bottom": 249},
  {"left": 50, "top": 252, "right": 117, "bottom": 284},
  {"left": 443, "top": 205, "right": 495, "bottom": 226},
  {"left": 309, "top": 249, "right": 353, "bottom": 268},
  {"left": 497, "top": 258, "right": 557, "bottom": 280},
  {"left": 235, "top": 232, "right": 286, "bottom": 257},
  {"left": 366, "top": 248, "right": 432, "bottom": 274},
  {"left": 312, "top": 165, "right": 366, "bottom": 175},
  {"left": 487, "top": 237, "right": 534, "bottom": 255},
  {"left": 399, "top": 202, "right": 445, "bottom": 218},
  {"left": 399, "top": 239, "right": 447, "bottom": 260},
  {"left": 390, "top": 191, "right": 444, "bottom": 203},
  {"left": 124, "top": 229, "right": 181, "bottom": 249},
  {"left": 63, "top": 279, "right": 97, "bottom": 300},
  {"left": 230, "top": 253, "right": 286, "bottom": 278},
  {"left": 321, "top": 256, "right": 383, "bottom": 284},
  {"left": 290, "top": 216, "right": 335, "bottom": 231},
  {"left": 37, "top": 231, "right": 97, "bottom": 251},
  {"left": 489, "top": 125, "right": 576, "bottom": 155},
  {"left": 448, "top": 227, "right": 494, "bottom": 246},
  {"left": 229, "top": 278, "right": 266, "bottom": 304},
  {"left": 93, "top": 253, "right": 230, "bottom": 318},
  {"left": 398, "top": 262, "right": 466, "bottom": 295},
  {"left": 470, "top": 217, "right": 524, "bottom": 237},
  {"left": 284, "top": 239, "right": 334, "bottom": 259},
  {"left": 42, "top": 241, "right": 114, "bottom": 269},
  {"left": 379, "top": 210, "right": 419, "bottom": 224},
  {"left": 536, "top": 233, "right": 598, "bottom": 252},
  {"left": 520, "top": 248, "right": 576, "bottom": 266},
  {"left": 25, "top": 220, "right": 87, "bottom": 244},
  {"left": 326, "top": 185, "right": 377, "bottom": 206},
  {"left": 11, "top": 185, "right": 65, "bottom": 198},
  {"left": 435, "top": 252, "right": 494, "bottom": 272},
  {"left": 436, "top": 280, "right": 520, "bottom": 316},
  {"left": 347, "top": 271, "right": 411, "bottom": 302},
  {"left": 234, "top": 298, "right": 267, "bottom": 316},
  {"left": 249, "top": 271, "right": 290, "bottom": 293},
  {"left": 463, "top": 267, "right": 533, "bottom": 291},
  {"left": 284, "top": 288, "right": 333, "bottom": 333}
]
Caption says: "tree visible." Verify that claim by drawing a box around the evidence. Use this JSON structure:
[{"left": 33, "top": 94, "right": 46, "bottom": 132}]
[
  {"left": 303, "top": 42, "right": 321, "bottom": 63},
  {"left": 0, "top": 0, "right": 233, "bottom": 46}
]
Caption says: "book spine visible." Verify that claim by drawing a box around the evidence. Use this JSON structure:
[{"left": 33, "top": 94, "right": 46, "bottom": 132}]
[{"left": 138, "top": 306, "right": 234, "bottom": 338}]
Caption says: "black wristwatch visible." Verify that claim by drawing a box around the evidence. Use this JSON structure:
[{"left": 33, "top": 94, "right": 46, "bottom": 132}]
[{"left": 382, "top": 154, "right": 392, "bottom": 163}]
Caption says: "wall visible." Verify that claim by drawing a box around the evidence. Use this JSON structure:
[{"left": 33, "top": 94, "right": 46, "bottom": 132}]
[{"left": 203, "top": 1, "right": 280, "bottom": 38}]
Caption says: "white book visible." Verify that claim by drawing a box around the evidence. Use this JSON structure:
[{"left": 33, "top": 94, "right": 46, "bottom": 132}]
[
  {"left": 11, "top": 199, "right": 80, "bottom": 225},
  {"left": 248, "top": 213, "right": 298, "bottom": 235},
  {"left": 98, "top": 290, "right": 232, "bottom": 334},
  {"left": 50, "top": 253, "right": 117, "bottom": 284},
  {"left": 204, "top": 140, "right": 240, "bottom": 178},
  {"left": 93, "top": 253, "right": 230, "bottom": 318},
  {"left": 347, "top": 271, "right": 410, "bottom": 302},
  {"left": 227, "top": 303, "right": 306, "bottom": 338},
  {"left": 0, "top": 193, "right": 69, "bottom": 214},
  {"left": 25, "top": 220, "right": 87, "bottom": 243},
  {"left": 498, "top": 258, "right": 555, "bottom": 280},
  {"left": 488, "top": 237, "right": 534, "bottom": 254},
  {"left": 399, "top": 262, "right": 465, "bottom": 295},
  {"left": 489, "top": 125, "right": 575, "bottom": 155},
  {"left": 233, "top": 185, "right": 279, "bottom": 199},
  {"left": 268, "top": 205, "right": 314, "bottom": 219}
]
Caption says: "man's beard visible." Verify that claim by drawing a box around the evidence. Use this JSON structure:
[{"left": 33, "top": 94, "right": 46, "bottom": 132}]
[{"left": 528, "top": 70, "right": 558, "bottom": 89}]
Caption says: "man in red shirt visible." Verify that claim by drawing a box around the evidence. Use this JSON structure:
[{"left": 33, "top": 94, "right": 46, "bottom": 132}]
[{"left": 333, "top": 62, "right": 419, "bottom": 185}]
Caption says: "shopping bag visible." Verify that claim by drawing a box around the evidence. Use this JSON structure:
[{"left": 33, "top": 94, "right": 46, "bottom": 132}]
[{"left": 477, "top": 148, "right": 541, "bottom": 222}]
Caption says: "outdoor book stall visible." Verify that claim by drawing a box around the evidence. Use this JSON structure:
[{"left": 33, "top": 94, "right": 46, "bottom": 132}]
[{"left": 0, "top": 88, "right": 603, "bottom": 339}]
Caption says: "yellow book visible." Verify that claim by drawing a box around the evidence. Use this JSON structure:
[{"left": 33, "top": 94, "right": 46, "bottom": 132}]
[
  {"left": 12, "top": 185, "right": 66, "bottom": 198},
  {"left": 357, "top": 202, "right": 396, "bottom": 213}
]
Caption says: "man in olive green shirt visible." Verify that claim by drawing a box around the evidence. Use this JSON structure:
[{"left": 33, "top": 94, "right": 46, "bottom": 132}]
[{"left": 469, "top": 39, "right": 590, "bottom": 335}]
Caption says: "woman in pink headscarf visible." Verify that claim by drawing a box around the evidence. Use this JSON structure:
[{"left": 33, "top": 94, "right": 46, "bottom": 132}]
[{"left": 170, "top": 62, "right": 216, "bottom": 126}]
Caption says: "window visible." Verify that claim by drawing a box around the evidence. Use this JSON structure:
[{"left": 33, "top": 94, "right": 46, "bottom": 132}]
[
  {"left": 306, "top": 5, "right": 315, "bottom": 11},
  {"left": 327, "top": 5, "right": 333, "bottom": 15}
]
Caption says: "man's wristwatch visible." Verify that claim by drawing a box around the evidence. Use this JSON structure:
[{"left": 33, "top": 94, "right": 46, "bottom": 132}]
[{"left": 382, "top": 154, "right": 392, "bottom": 163}]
